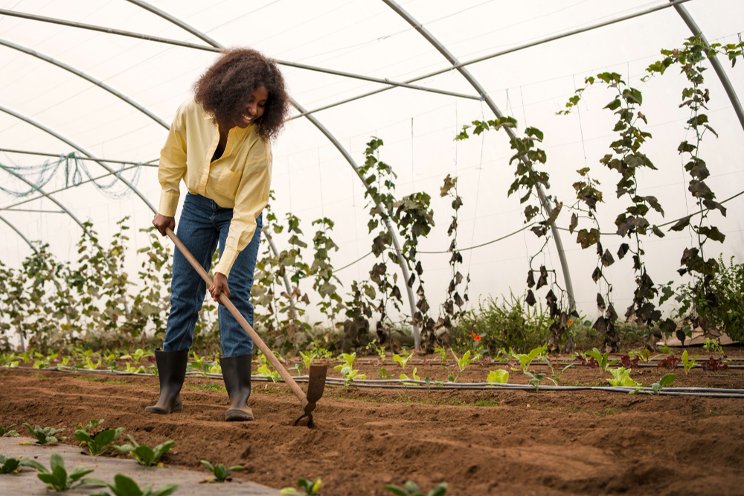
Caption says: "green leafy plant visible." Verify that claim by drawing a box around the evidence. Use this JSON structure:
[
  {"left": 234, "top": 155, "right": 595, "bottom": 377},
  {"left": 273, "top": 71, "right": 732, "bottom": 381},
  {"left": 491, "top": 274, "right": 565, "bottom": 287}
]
[
  {"left": 23, "top": 423, "right": 64, "bottom": 445},
  {"left": 385, "top": 480, "right": 448, "bottom": 496},
  {"left": 650, "top": 373, "right": 677, "bottom": 395},
  {"left": 399, "top": 367, "right": 420, "bottom": 384},
  {"left": 584, "top": 348, "right": 617, "bottom": 372},
  {"left": 75, "top": 419, "right": 123, "bottom": 456},
  {"left": 334, "top": 352, "right": 366, "bottom": 384},
  {"left": 681, "top": 350, "right": 697, "bottom": 375},
  {"left": 450, "top": 349, "right": 472, "bottom": 373},
  {"left": 257, "top": 353, "right": 280, "bottom": 382},
  {"left": 511, "top": 344, "right": 547, "bottom": 374},
  {"left": 0, "top": 424, "right": 19, "bottom": 437},
  {"left": 22, "top": 453, "right": 95, "bottom": 491},
  {"left": 200, "top": 459, "right": 243, "bottom": 482},
  {"left": 392, "top": 350, "right": 413, "bottom": 369},
  {"left": 0, "top": 455, "right": 22, "bottom": 474},
  {"left": 486, "top": 369, "right": 509, "bottom": 384},
  {"left": 280, "top": 477, "right": 322, "bottom": 495},
  {"left": 115, "top": 435, "right": 174, "bottom": 467},
  {"left": 607, "top": 367, "right": 640, "bottom": 387},
  {"left": 299, "top": 351, "right": 317, "bottom": 370},
  {"left": 89, "top": 473, "right": 177, "bottom": 496}
]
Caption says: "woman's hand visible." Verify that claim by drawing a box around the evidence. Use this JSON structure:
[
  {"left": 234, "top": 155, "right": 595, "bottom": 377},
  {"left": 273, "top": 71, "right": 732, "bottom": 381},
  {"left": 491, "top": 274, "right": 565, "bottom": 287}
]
[
  {"left": 152, "top": 214, "right": 175, "bottom": 236},
  {"left": 209, "top": 272, "right": 231, "bottom": 302}
]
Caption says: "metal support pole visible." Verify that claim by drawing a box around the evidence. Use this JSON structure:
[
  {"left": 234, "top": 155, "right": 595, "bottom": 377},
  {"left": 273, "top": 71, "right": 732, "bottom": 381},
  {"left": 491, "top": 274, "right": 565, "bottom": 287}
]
[
  {"left": 382, "top": 0, "right": 577, "bottom": 311},
  {"left": 671, "top": 1, "right": 744, "bottom": 132},
  {"left": 0, "top": 215, "right": 38, "bottom": 253}
]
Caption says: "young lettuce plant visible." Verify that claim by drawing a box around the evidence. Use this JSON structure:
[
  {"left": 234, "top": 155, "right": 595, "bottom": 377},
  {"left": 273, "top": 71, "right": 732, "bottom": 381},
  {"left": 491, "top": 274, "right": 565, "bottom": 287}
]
[
  {"left": 22, "top": 454, "right": 95, "bottom": 492},
  {"left": 392, "top": 350, "right": 414, "bottom": 369},
  {"left": 399, "top": 367, "right": 421, "bottom": 385},
  {"left": 682, "top": 350, "right": 697, "bottom": 375},
  {"left": 0, "top": 455, "right": 23, "bottom": 474},
  {"left": 0, "top": 424, "right": 19, "bottom": 437},
  {"left": 88, "top": 473, "right": 177, "bottom": 496},
  {"left": 257, "top": 353, "right": 280, "bottom": 383},
  {"left": 486, "top": 369, "right": 509, "bottom": 384},
  {"left": 115, "top": 435, "right": 174, "bottom": 467},
  {"left": 584, "top": 348, "right": 617, "bottom": 372},
  {"left": 385, "top": 480, "right": 448, "bottom": 496},
  {"left": 607, "top": 367, "right": 640, "bottom": 387},
  {"left": 75, "top": 419, "right": 123, "bottom": 456},
  {"left": 511, "top": 344, "right": 547, "bottom": 374},
  {"left": 200, "top": 459, "right": 244, "bottom": 482},
  {"left": 450, "top": 350, "right": 472, "bottom": 373},
  {"left": 280, "top": 477, "right": 322, "bottom": 495},
  {"left": 23, "top": 423, "right": 64, "bottom": 445},
  {"left": 334, "top": 353, "right": 366, "bottom": 385},
  {"left": 650, "top": 373, "right": 677, "bottom": 395}
]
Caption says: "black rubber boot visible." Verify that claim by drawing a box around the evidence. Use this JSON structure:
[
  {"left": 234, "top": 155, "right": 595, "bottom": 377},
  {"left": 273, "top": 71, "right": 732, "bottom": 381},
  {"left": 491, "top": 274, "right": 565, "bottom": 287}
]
[
  {"left": 220, "top": 354, "right": 254, "bottom": 421},
  {"left": 145, "top": 349, "right": 188, "bottom": 414}
]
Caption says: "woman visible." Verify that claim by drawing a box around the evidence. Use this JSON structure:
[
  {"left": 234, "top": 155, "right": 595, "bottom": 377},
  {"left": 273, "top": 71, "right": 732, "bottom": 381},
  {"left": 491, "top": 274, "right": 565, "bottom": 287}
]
[{"left": 147, "top": 48, "right": 289, "bottom": 421}]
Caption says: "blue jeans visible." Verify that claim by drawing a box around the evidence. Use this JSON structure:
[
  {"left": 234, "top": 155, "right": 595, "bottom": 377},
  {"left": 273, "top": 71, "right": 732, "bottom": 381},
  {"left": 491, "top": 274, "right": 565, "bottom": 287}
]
[{"left": 163, "top": 193, "right": 261, "bottom": 357}]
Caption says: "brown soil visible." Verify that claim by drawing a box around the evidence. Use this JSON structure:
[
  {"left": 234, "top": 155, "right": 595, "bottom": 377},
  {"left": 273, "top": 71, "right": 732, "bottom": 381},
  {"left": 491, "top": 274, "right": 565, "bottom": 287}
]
[{"left": 1, "top": 352, "right": 744, "bottom": 495}]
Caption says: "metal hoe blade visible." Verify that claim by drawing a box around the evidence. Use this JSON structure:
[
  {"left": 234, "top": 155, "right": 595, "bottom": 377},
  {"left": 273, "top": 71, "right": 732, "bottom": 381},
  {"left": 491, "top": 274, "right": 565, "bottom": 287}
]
[{"left": 293, "top": 364, "right": 328, "bottom": 428}]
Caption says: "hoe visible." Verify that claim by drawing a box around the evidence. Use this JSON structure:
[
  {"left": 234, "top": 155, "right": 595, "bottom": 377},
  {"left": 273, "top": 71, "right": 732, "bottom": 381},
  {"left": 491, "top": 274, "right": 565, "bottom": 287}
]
[{"left": 166, "top": 228, "right": 327, "bottom": 428}]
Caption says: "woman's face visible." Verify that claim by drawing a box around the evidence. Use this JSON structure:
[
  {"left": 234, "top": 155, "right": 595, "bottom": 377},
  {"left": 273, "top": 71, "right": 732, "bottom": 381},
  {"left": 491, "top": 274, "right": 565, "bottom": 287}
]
[{"left": 237, "top": 85, "right": 268, "bottom": 128}]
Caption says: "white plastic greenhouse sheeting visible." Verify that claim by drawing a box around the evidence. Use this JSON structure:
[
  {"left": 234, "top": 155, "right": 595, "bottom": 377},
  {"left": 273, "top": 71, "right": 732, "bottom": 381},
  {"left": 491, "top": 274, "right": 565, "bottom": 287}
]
[{"left": 0, "top": 0, "right": 742, "bottom": 322}]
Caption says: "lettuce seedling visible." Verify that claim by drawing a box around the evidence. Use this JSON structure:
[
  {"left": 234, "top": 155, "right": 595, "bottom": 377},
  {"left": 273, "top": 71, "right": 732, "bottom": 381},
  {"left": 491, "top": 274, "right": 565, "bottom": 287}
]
[
  {"left": 392, "top": 351, "right": 413, "bottom": 369},
  {"left": 681, "top": 350, "right": 697, "bottom": 375},
  {"left": 335, "top": 353, "right": 366, "bottom": 385},
  {"left": 257, "top": 353, "right": 280, "bottom": 382},
  {"left": 75, "top": 419, "right": 123, "bottom": 456},
  {"left": 511, "top": 344, "right": 547, "bottom": 374},
  {"left": 88, "top": 473, "right": 177, "bottom": 496},
  {"left": 22, "top": 453, "right": 95, "bottom": 491},
  {"left": 399, "top": 367, "right": 420, "bottom": 385},
  {"left": 299, "top": 351, "right": 317, "bottom": 370},
  {"left": 0, "top": 455, "right": 22, "bottom": 474},
  {"left": 651, "top": 373, "right": 676, "bottom": 395},
  {"left": 385, "top": 480, "right": 448, "bottom": 496},
  {"left": 115, "top": 435, "right": 174, "bottom": 467},
  {"left": 450, "top": 350, "right": 472, "bottom": 373},
  {"left": 0, "top": 424, "right": 19, "bottom": 437},
  {"left": 280, "top": 477, "right": 322, "bottom": 495},
  {"left": 200, "top": 459, "right": 243, "bottom": 482},
  {"left": 486, "top": 369, "right": 509, "bottom": 384},
  {"left": 23, "top": 423, "right": 64, "bottom": 445},
  {"left": 607, "top": 367, "right": 640, "bottom": 387},
  {"left": 585, "top": 348, "right": 617, "bottom": 372}
]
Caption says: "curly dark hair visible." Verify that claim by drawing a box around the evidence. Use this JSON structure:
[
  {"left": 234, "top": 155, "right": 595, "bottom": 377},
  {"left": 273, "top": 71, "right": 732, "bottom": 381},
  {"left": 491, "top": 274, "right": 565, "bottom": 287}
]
[{"left": 194, "top": 48, "right": 289, "bottom": 141}]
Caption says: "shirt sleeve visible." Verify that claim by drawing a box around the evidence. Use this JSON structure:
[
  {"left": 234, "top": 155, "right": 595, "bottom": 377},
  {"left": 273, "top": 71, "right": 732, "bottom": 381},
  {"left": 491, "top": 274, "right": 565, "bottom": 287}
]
[
  {"left": 157, "top": 103, "right": 188, "bottom": 217},
  {"left": 213, "top": 139, "right": 272, "bottom": 277}
]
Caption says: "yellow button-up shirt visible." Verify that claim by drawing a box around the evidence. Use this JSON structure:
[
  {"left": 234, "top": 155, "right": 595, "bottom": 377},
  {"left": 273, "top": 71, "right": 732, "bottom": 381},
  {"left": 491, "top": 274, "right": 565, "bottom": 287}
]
[{"left": 158, "top": 97, "right": 272, "bottom": 277}]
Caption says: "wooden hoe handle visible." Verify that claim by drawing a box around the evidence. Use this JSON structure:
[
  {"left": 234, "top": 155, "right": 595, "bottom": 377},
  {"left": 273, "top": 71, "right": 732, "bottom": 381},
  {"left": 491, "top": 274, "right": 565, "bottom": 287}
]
[{"left": 166, "top": 228, "right": 308, "bottom": 407}]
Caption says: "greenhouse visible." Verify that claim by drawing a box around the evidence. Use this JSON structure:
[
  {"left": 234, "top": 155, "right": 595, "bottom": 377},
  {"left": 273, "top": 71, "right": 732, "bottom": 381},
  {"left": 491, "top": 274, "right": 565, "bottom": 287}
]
[{"left": 0, "top": 1, "right": 743, "bottom": 494}]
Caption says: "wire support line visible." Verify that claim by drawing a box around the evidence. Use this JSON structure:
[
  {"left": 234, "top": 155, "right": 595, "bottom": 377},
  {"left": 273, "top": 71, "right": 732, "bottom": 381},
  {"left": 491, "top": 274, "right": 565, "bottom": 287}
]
[
  {"left": 20, "top": 366, "right": 744, "bottom": 398},
  {"left": 332, "top": 250, "right": 373, "bottom": 273},
  {"left": 0, "top": 8, "right": 480, "bottom": 102},
  {"left": 0, "top": 148, "right": 158, "bottom": 167},
  {"left": 1, "top": 208, "right": 64, "bottom": 213},
  {"left": 288, "top": 0, "right": 692, "bottom": 120},
  {"left": 556, "top": 187, "right": 744, "bottom": 237}
]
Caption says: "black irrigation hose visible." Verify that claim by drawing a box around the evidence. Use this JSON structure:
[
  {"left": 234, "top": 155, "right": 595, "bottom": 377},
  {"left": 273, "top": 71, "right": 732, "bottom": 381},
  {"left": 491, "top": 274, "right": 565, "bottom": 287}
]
[{"left": 10, "top": 366, "right": 744, "bottom": 399}]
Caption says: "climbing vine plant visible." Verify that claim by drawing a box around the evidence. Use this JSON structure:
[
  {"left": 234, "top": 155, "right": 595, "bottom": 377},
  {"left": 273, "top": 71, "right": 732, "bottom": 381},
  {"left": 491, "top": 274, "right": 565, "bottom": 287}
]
[
  {"left": 647, "top": 36, "right": 744, "bottom": 338},
  {"left": 561, "top": 72, "right": 666, "bottom": 350},
  {"left": 455, "top": 118, "right": 571, "bottom": 353}
]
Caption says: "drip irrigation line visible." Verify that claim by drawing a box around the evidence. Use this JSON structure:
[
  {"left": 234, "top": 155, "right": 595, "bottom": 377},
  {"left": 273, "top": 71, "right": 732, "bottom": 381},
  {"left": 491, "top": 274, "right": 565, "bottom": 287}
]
[{"left": 13, "top": 365, "right": 744, "bottom": 398}]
